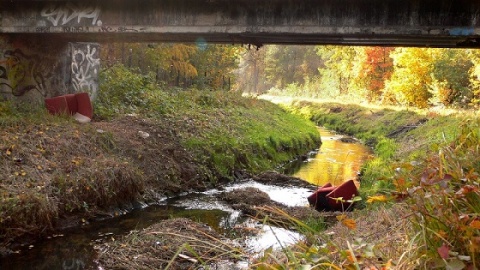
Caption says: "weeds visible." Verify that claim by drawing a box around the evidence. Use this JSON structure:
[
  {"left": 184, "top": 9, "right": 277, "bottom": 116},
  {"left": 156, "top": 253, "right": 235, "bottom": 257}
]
[
  {"left": 394, "top": 120, "right": 480, "bottom": 269},
  {"left": 275, "top": 99, "right": 480, "bottom": 269},
  {"left": 248, "top": 204, "right": 412, "bottom": 269}
]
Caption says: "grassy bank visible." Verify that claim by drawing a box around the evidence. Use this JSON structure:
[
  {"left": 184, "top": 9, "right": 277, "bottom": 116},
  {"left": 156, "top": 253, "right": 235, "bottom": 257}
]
[
  {"left": 0, "top": 69, "right": 319, "bottom": 249},
  {"left": 273, "top": 97, "right": 480, "bottom": 269},
  {"left": 283, "top": 100, "right": 473, "bottom": 194}
]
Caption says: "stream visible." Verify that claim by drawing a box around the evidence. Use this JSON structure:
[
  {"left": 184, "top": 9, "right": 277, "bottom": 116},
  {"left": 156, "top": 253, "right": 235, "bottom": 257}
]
[{"left": 0, "top": 127, "right": 372, "bottom": 270}]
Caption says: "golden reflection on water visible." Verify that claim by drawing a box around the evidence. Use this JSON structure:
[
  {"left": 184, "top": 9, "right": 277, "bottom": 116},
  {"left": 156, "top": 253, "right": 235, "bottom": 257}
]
[{"left": 293, "top": 127, "right": 373, "bottom": 187}]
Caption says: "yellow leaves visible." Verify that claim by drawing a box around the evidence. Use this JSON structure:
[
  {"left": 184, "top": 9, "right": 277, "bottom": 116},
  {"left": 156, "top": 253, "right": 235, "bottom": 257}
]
[
  {"left": 71, "top": 158, "right": 81, "bottom": 166},
  {"left": 337, "top": 214, "right": 356, "bottom": 230},
  {"left": 342, "top": 219, "right": 356, "bottom": 230},
  {"left": 5, "top": 145, "right": 15, "bottom": 156},
  {"left": 382, "top": 259, "right": 393, "bottom": 270},
  {"left": 469, "top": 220, "right": 480, "bottom": 230},
  {"left": 366, "top": 195, "right": 388, "bottom": 204},
  {"left": 14, "top": 170, "right": 26, "bottom": 176},
  {"left": 36, "top": 146, "right": 46, "bottom": 153}
]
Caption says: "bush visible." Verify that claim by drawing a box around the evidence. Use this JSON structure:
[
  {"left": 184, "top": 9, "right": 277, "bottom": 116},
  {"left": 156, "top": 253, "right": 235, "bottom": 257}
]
[
  {"left": 395, "top": 120, "right": 480, "bottom": 269},
  {"left": 95, "top": 65, "right": 157, "bottom": 118}
]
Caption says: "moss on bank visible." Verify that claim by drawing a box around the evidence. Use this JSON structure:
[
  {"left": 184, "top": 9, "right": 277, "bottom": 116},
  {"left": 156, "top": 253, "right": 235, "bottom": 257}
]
[{"left": 0, "top": 90, "right": 319, "bottom": 248}]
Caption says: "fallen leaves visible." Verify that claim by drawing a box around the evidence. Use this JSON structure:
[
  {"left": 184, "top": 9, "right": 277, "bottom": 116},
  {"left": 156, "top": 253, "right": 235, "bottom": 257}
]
[
  {"left": 437, "top": 243, "right": 450, "bottom": 259},
  {"left": 337, "top": 214, "right": 356, "bottom": 230},
  {"left": 366, "top": 195, "right": 388, "bottom": 203},
  {"left": 469, "top": 220, "right": 480, "bottom": 230}
]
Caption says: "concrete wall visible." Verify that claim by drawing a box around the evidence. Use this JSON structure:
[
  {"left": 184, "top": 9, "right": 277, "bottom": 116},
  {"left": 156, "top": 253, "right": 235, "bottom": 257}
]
[
  {"left": 0, "top": 0, "right": 479, "bottom": 46},
  {"left": 0, "top": 35, "right": 99, "bottom": 102}
]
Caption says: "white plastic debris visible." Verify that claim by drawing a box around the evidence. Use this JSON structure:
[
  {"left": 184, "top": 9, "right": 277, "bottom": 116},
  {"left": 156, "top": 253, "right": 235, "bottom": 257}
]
[{"left": 138, "top": 131, "right": 150, "bottom": 139}]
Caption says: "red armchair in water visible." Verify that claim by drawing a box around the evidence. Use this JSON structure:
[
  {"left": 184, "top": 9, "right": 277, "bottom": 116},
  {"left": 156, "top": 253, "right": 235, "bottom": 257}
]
[
  {"left": 307, "top": 180, "right": 359, "bottom": 211},
  {"left": 44, "top": 92, "right": 93, "bottom": 123}
]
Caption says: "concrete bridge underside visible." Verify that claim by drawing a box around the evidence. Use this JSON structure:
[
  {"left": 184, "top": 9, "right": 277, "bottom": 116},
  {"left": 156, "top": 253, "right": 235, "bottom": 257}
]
[
  {"left": 1, "top": 0, "right": 480, "bottom": 102},
  {"left": 2, "top": 0, "right": 480, "bottom": 47}
]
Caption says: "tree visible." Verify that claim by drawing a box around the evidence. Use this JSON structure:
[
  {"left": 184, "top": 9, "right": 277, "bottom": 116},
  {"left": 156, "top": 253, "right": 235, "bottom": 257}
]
[
  {"left": 428, "top": 49, "right": 472, "bottom": 106},
  {"left": 467, "top": 49, "right": 480, "bottom": 107},
  {"left": 100, "top": 43, "right": 242, "bottom": 90},
  {"left": 384, "top": 48, "right": 434, "bottom": 108},
  {"left": 316, "top": 46, "right": 357, "bottom": 97},
  {"left": 355, "top": 47, "right": 394, "bottom": 102},
  {"left": 191, "top": 44, "right": 240, "bottom": 90},
  {"left": 236, "top": 47, "right": 266, "bottom": 94}
]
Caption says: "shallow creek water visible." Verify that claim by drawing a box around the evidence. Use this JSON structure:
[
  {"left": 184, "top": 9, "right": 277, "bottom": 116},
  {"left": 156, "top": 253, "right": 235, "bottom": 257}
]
[{"left": 0, "top": 127, "right": 372, "bottom": 270}]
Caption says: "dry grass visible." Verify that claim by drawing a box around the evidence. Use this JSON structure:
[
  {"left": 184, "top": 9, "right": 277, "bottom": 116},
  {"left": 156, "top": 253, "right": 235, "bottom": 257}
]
[
  {"left": 324, "top": 203, "right": 419, "bottom": 269},
  {"left": 95, "top": 218, "right": 244, "bottom": 270},
  {"left": 248, "top": 203, "right": 419, "bottom": 270},
  {"left": 0, "top": 118, "right": 144, "bottom": 245}
]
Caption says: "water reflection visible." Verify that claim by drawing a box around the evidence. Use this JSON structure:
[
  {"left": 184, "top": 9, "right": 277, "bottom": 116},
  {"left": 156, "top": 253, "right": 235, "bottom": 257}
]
[{"left": 285, "top": 127, "right": 373, "bottom": 186}]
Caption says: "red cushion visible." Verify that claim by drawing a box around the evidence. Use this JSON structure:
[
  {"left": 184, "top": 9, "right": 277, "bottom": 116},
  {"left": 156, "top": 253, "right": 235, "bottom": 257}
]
[
  {"left": 75, "top": 92, "right": 93, "bottom": 119},
  {"left": 45, "top": 96, "right": 68, "bottom": 115},
  {"left": 45, "top": 92, "right": 93, "bottom": 119},
  {"left": 308, "top": 186, "right": 336, "bottom": 210},
  {"left": 63, "top": 94, "right": 78, "bottom": 115},
  {"left": 326, "top": 180, "right": 359, "bottom": 211}
]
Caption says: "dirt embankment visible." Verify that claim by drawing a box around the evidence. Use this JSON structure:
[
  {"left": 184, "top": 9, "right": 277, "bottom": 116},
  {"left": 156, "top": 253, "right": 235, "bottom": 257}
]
[
  {"left": 93, "top": 116, "right": 207, "bottom": 194},
  {"left": 1, "top": 109, "right": 319, "bottom": 252},
  {"left": 0, "top": 115, "right": 217, "bottom": 250}
]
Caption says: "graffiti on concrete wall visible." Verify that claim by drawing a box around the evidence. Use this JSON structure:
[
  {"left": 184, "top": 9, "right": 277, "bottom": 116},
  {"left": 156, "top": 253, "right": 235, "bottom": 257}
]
[
  {"left": 41, "top": 3, "right": 102, "bottom": 27},
  {"left": 71, "top": 43, "right": 100, "bottom": 98},
  {"left": 0, "top": 49, "right": 48, "bottom": 97}
]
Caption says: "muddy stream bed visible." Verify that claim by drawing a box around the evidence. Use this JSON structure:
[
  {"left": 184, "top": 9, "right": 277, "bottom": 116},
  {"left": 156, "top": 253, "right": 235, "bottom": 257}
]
[{"left": 0, "top": 127, "right": 372, "bottom": 270}]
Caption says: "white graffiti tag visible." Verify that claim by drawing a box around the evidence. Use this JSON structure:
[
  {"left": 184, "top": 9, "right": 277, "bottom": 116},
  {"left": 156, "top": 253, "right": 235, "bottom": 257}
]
[
  {"left": 41, "top": 3, "right": 101, "bottom": 26},
  {"left": 71, "top": 44, "right": 100, "bottom": 98}
]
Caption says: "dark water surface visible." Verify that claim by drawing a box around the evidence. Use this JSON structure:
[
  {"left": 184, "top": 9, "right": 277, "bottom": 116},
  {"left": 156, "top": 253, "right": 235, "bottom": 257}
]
[{"left": 0, "top": 126, "right": 373, "bottom": 270}]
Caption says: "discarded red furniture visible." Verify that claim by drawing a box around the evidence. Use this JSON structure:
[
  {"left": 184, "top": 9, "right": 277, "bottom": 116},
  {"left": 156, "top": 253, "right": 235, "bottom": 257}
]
[
  {"left": 45, "top": 92, "right": 93, "bottom": 121},
  {"left": 307, "top": 180, "right": 359, "bottom": 211}
]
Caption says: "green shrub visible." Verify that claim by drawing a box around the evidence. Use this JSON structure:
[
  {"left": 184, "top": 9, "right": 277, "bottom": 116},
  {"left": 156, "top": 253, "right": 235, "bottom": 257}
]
[{"left": 95, "top": 65, "right": 157, "bottom": 118}]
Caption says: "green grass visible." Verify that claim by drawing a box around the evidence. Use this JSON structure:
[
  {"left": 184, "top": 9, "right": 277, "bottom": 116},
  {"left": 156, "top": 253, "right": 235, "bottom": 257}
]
[
  {"left": 97, "top": 66, "right": 321, "bottom": 182},
  {"left": 174, "top": 92, "right": 321, "bottom": 181}
]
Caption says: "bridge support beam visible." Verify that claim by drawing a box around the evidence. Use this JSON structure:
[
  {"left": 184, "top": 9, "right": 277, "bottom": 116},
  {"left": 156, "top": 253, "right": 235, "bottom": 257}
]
[{"left": 0, "top": 35, "right": 99, "bottom": 103}]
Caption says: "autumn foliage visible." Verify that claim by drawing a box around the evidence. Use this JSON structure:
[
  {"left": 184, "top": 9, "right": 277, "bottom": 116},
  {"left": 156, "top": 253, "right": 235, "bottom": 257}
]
[
  {"left": 393, "top": 120, "right": 480, "bottom": 269},
  {"left": 240, "top": 45, "right": 480, "bottom": 109}
]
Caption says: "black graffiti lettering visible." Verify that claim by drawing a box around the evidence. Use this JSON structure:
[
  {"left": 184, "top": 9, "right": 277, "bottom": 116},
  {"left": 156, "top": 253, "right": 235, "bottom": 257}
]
[
  {"left": 63, "top": 26, "right": 86, "bottom": 33},
  {"left": 0, "top": 66, "right": 6, "bottom": 79},
  {"left": 117, "top": 26, "right": 139, "bottom": 33},
  {"left": 99, "top": 26, "right": 113, "bottom": 32},
  {"left": 36, "top": 27, "right": 51, "bottom": 33}
]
